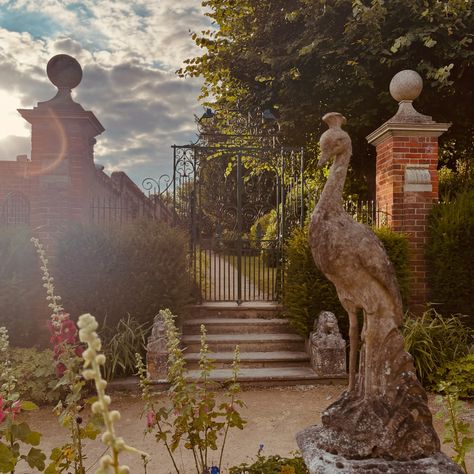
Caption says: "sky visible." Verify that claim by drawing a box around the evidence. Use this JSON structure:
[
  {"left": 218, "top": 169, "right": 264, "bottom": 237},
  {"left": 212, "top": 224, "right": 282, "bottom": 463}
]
[{"left": 0, "top": 0, "right": 212, "bottom": 186}]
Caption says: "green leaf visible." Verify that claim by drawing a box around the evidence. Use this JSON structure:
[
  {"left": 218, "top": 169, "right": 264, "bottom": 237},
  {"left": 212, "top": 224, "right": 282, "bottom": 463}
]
[
  {"left": 0, "top": 442, "right": 15, "bottom": 472},
  {"left": 20, "top": 401, "right": 38, "bottom": 411},
  {"left": 24, "top": 447, "right": 46, "bottom": 470}
]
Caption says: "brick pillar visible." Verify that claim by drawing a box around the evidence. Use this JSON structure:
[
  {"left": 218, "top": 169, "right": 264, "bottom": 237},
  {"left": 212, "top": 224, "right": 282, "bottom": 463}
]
[
  {"left": 367, "top": 70, "right": 450, "bottom": 310},
  {"left": 17, "top": 54, "right": 104, "bottom": 251}
]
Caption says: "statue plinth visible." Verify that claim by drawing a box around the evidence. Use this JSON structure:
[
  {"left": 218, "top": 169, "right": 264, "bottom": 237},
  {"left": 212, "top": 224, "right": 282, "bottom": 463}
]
[{"left": 297, "top": 425, "right": 463, "bottom": 474}]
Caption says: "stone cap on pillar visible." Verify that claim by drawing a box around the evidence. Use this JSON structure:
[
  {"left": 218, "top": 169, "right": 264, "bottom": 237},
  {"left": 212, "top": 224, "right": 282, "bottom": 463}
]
[
  {"left": 367, "top": 70, "right": 450, "bottom": 146},
  {"left": 18, "top": 54, "right": 105, "bottom": 137}
]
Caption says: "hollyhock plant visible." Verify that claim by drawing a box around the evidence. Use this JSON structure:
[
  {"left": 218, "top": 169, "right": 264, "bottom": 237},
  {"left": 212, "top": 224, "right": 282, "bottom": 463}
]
[
  {"left": 0, "top": 326, "right": 46, "bottom": 471},
  {"left": 31, "top": 237, "right": 101, "bottom": 473}
]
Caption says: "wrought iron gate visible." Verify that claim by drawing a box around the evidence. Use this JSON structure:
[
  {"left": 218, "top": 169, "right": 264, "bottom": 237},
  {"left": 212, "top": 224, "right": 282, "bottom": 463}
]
[{"left": 144, "top": 143, "right": 304, "bottom": 304}]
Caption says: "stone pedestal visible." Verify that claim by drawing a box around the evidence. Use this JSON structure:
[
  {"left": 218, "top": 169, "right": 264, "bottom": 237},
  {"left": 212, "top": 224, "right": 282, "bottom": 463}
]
[
  {"left": 146, "top": 313, "right": 168, "bottom": 380},
  {"left": 309, "top": 311, "right": 346, "bottom": 377},
  {"left": 297, "top": 425, "right": 463, "bottom": 474}
]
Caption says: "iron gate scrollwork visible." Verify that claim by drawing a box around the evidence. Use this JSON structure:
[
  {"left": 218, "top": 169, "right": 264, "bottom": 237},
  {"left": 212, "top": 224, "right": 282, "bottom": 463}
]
[{"left": 143, "top": 107, "right": 305, "bottom": 304}]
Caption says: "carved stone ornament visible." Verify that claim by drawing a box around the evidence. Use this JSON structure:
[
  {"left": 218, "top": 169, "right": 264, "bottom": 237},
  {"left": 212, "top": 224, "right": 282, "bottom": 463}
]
[
  {"left": 309, "top": 311, "right": 346, "bottom": 377},
  {"left": 146, "top": 313, "right": 168, "bottom": 380},
  {"left": 297, "top": 111, "right": 462, "bottom": 473}
]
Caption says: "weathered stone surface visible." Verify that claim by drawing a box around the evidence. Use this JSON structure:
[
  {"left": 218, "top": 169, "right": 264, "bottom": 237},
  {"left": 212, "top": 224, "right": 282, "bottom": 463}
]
[
  {"left": 146, "top": 313, "right": 168, "bottom": 380},
  {"left": 387, "top": 70, "right": 433, "bottom": 123},
  {"left": 389, "top": 70, "right": 423, "bottom": 102},
  {"left": 309, "top": 311, "right": 346, "bottom": 377},
  {"left": 297, "top": 425, "right": 463, "bottom": 473},
  {"left": 305, "top": 111, "right": 439, "bottom": 461}
]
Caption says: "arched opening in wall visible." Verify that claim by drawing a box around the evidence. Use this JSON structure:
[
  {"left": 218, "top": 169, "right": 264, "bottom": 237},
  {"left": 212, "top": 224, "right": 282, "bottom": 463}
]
[{"left": 1, "top": 192, "right": 30, "bottom": 226}]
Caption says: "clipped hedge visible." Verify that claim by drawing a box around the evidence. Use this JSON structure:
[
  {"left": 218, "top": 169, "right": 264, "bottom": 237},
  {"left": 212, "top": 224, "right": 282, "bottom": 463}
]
[
  {"left": 0, "top": 226, "right": 47, "bottom": 347},
  {"left": 283, "top": 224, "right": 410, "bottom": 338},
  {"left": 55, "top": 220, "right": 194, "bottom": 328},
  {"left": 427, "top": 189, "right": 474, "bottom": 322}
]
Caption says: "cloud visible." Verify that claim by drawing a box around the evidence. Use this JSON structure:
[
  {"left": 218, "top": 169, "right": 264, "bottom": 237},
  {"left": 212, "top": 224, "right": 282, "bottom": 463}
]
[
  {"left": 0, "top": 135, "right": 30, "bottom": 160},
  {"left": 0, "top": 0, "right": 212, "bottom": 184}
]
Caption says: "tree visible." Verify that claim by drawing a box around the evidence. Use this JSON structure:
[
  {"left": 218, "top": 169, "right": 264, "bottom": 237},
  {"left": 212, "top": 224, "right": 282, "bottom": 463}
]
[{"left": 180, "top": 0, "right": 474, "bottom": 197}]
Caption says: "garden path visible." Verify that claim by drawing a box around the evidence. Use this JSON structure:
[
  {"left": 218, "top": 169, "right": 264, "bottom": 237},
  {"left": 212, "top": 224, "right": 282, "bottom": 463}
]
[{"left": 23, "top": 385, "right": 474, "bottom": 474}]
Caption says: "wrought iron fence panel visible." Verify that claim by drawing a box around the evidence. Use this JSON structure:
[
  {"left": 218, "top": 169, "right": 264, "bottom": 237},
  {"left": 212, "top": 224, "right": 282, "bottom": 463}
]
[{"left": 0, "top": 192, "right": 30, "bottom": 226}]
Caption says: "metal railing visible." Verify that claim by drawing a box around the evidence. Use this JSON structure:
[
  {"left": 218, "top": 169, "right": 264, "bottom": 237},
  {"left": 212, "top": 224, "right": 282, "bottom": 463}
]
[{"left": 0, "top": 192, "right": 30, "bottom": 226}]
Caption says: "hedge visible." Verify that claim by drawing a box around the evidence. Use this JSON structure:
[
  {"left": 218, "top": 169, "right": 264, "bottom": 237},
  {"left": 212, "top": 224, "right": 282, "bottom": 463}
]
[
  {"left": 426, "top": 189, "right": 474, "bottom": 323},
  {"left": 55, "top": 220, "right": 194, "bottom": 328},
  {"left": 283, "top": 224, "right": 410, "bottom": 339},
  {"left": 0, "top": 226, "right": 47, "bottom": 347}
]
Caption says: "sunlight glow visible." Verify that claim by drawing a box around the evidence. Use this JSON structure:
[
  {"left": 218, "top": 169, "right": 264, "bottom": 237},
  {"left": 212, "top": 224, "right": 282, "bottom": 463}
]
[{"left": 0, "top": 90, "right": 29, "bottom": 139}]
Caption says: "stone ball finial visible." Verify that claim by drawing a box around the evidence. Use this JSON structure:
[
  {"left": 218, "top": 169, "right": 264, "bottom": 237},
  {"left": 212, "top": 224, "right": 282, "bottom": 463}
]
[
  {"left": 47, "top": 54, "right": 82, "bottom": 90},
  {"left": 389, "top": 70, "right": 423, "bottom": 103}
]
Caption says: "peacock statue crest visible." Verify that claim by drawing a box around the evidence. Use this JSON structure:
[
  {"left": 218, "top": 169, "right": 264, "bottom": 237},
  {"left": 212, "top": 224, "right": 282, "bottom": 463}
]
[{"left": 302, "top": 112, "right": 443, "bottom": 462}]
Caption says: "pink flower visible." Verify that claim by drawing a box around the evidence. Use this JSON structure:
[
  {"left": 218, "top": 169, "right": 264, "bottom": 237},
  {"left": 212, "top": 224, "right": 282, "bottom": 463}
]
[
  {"left": 11, "top": 401, "right": 21, "bottom": 420},
  {"left": 146, "top": 411, "right": 155, "bottom": 428},
  {"left": 55, "top": 362, "right": 66, "bottom": 378},
  {"left": 0, "top": 398, "right": 6, "bottom": 424}
]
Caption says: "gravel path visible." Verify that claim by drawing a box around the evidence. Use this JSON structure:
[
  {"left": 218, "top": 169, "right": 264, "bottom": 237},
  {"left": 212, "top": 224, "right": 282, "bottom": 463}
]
[{"left": 21, "top": 384, "right": 474, "bottom": 473}]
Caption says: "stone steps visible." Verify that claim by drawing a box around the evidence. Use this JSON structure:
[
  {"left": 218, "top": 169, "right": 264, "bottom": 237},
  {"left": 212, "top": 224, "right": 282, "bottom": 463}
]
[
  {"left": 183, "top": 318, "right": 292, "bottom": 335},
  {"left": 183, "top": 350, "right": 310, "bottom": 369},
  {"left": 177, "top": 302, "right": 321, "bottom": 386},
  {"left": 185, "top": 302, "right": 283, "bottom": 320},
  {"left": 184, "top": 367, "right": 344, "bottom": 387},
  {"left": 182, "top": 333, "right": 305, "bottom": 353}
]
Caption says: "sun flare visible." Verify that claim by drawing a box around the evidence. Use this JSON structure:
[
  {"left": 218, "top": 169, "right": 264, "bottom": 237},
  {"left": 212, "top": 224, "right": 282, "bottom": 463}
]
[{"left": 0, "top": 89, "right": 29, "bottom": 140}]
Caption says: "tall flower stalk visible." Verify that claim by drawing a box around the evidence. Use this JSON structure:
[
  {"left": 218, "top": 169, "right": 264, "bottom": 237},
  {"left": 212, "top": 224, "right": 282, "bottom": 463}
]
[
  {"left": 142, "top": 309, "right": 245, "bottom": 474},
  {"left": 78, "top": 313, "right": 149, "bottom": 474},
  {"left": 31, "top": 237, "right": 96, "bottom": 473}
]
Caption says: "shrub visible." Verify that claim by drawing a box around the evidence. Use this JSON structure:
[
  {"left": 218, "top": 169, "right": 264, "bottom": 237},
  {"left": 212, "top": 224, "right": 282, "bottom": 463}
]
[
  {"left": 374, "top": 227, "right": 410, "bottom": 308},
  {"left": 283, "top": 224, "right": 410, "bottom": 338},
  {"left": 283, "top": 226, "right": 345, "bottom": 338},
  {"left": 55, "top": 220, "right": 193, "bottom": 328},
  {"left": 437, "top": 354, "right": 474, "bottom": 399},
  {"left": 402, "top": 309, "right": 473, "bottom": 388},
  {"left": 100, "top": 315, "right": 150, "bottom": 381},
  {"left": 0, "top": 226, "right": 47, "bottom": 346},
  {"left": 427, "top": 189, "right": 474, "bottom": 322},
  {"left": 8, "top": 348, "right": 64, "bottom": 405}
]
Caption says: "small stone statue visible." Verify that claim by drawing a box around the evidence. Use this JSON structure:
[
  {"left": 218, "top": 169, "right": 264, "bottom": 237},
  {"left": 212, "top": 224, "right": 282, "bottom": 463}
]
[
  {"left": 309, "top": 311, "right": 346, "bottom": 377},
  {"left": 146, "top": 313, "right": 168, "bottom": 380}
]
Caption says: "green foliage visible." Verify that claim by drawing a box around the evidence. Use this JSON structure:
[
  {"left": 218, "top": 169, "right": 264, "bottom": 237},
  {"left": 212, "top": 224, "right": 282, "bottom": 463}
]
[
  {"left": 55, "top": 221, "right": 193, "bottom": 328},
  {"left": 435, "top": 382, "right": 474, "bottom": 473},
  {"left": 181, "top": 0, "right": 474, "bottom": 187},
  {"left": 0, "top": 327, "right": 47, "bottom": 473},
  {"left": 437, "top": 354, "right": 474, "bottom": 400},
  {"left": 0, "top": 227, "right": 46, "bottom": 346},
  {"left": 101, "top": 315, "right": 150, "bottom": 381},
  {"left": 439, "top": 160, "right": 474, "bottom": 201},
  {"left": 402, "top": 309, "right": 473, "bottom": 387},
  {"left": 284, "top": 224, "right": 410, "bottom": 338},
  {"left": 139, "top": 309, "right": 246, "bottom": 474},
  {"left": 427, "top": 189, "right": 474, "bottom": 322},
  {"left": 229, "top": 451, "right": 309, "bottom": 474},
  {"left": 283, "top": 226, "right": 345, "bottom": 338},
  {"left": 373, "top": 227, "right": 410, "bottom": 307},
  {"left": 8, "top": 348, "right": 63, "bottom": 405}
]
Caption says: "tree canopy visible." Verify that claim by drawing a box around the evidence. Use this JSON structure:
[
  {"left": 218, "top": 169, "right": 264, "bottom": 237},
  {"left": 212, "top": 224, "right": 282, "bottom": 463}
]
[{"left": 180, "top": 0, "right": 474, "bottom": 196}]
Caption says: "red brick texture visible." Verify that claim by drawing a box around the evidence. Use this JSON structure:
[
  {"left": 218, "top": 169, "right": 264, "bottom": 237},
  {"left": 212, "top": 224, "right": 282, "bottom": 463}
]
[
  {"left": 374, "top": 135, "right": 441, "bottom": 309},
  {"left": 1, "top": 100, "right": 171, "bottom": 254}
]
